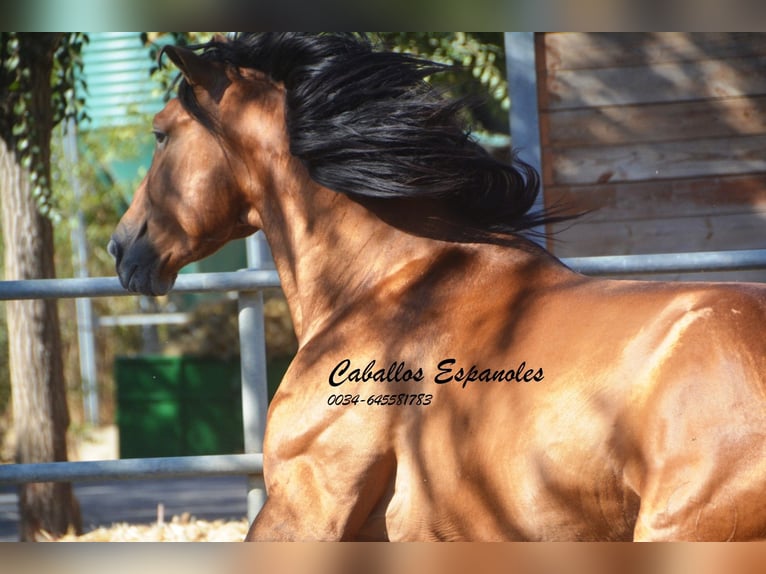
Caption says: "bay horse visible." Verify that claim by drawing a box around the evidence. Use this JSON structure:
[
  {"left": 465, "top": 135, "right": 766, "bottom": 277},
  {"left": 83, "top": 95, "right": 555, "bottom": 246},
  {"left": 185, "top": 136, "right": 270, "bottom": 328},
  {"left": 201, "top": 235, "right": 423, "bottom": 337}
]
[{"left": 108, "top": 33, "right": 766, "bottom": 541}]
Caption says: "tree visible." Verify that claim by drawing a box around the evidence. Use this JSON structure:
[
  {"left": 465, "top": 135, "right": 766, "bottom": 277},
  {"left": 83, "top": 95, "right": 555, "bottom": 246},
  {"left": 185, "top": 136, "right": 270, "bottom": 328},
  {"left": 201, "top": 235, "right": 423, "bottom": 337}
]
[{"left": 0, "top": 33, "right": 83, "bottom": 540}]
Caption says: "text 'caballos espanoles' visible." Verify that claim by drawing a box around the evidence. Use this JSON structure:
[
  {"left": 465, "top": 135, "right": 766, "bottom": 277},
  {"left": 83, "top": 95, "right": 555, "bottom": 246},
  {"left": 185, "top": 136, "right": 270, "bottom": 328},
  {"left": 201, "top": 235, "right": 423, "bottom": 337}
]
[{"left": 328, "top": 359, "right": 544, "bottom": 389}]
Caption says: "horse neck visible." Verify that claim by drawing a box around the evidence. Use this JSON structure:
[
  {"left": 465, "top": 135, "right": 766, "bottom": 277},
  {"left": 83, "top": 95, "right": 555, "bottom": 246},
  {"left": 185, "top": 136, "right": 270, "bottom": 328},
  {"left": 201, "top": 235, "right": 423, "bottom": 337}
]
[{"left": 256, "top": 168, "right": 431, "bottom": 344}]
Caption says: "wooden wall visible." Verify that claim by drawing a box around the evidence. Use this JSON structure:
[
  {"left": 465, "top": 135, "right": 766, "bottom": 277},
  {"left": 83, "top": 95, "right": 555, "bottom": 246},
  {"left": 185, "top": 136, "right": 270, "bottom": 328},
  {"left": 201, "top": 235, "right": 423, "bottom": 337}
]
[{"left": 536, "top": 33, "right": 766, "bottom": 281}]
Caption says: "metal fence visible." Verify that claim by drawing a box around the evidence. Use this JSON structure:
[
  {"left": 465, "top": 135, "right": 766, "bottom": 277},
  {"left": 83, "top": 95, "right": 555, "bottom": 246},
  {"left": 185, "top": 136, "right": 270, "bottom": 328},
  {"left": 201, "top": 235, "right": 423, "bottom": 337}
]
[
  {"left": 0, "top": 267, "right": 280, "bottom": 523},
  {"left": 0, "top": 247, "right": 765, "bottom": 525},
  {"left": 563, "top": 249, "right": 766, "bottom": 276}
]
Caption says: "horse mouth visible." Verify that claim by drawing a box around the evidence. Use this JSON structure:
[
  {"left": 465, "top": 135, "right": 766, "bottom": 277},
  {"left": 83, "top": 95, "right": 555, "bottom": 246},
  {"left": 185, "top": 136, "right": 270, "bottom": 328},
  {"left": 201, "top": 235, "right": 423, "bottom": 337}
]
[
  {"left": 120, "top": 261, "right": 176, "bottom": 296},
  {"left": 131, "top": 268, "right": 168, "bottom": 296},
  {"left": 109, "top": 237, "right": 176, "bottom": 296}
]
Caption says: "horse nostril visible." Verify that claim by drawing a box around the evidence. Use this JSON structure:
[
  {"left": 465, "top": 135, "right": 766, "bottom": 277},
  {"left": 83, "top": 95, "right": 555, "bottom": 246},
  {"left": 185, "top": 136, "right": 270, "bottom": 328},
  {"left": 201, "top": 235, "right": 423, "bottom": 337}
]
[{"left": 107, "top": 238, "right": 121, "bottom": 261}]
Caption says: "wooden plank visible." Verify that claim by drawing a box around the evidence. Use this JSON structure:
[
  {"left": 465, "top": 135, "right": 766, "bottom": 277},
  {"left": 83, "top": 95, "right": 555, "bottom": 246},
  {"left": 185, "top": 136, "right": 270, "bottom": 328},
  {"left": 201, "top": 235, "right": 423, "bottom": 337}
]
[
  {"left": 543, "top": 174, "right": 766, "bottom": 222},
  {"left": 547, "top": 211, "right": 766, "bottom": 258},
  {"left": 536, "top": 34, "right": 553, "bottom": 193},
  {"left": 543, "top": 55, "right": 766, "bottom": 110},
  {"left": 541, "top": 96, "right": 766, "bottom": 148},
  {"left": 544, "top": 33, "right": 766, "bottom": 72},
  {"left": 545, "top": 134, "right": 766, "bottom": 186}
]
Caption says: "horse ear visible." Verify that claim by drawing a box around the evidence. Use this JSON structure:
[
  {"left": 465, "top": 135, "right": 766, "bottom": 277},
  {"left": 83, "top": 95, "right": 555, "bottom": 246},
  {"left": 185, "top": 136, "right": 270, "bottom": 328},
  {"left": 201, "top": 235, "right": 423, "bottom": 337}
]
[{"left": 163, "top": 45, "right": 222, "bottom": 94}]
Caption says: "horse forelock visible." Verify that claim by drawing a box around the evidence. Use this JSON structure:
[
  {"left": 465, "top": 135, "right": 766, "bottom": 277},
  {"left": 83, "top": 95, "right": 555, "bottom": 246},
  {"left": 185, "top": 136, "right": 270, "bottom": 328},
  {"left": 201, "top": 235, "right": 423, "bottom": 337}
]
[{"left": 173, "top": 33, "right": 576, "bottom": 237}]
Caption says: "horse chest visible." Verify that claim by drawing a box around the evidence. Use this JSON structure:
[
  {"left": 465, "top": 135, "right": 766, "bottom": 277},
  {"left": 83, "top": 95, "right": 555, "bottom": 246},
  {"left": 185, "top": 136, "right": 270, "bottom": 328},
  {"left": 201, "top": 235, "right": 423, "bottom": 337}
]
[
  {"left": 363, "top": 392, "right": 638, "bottom": 541},
  {"left": 376, "top": 438, "right": 638, "bottom": 541}
]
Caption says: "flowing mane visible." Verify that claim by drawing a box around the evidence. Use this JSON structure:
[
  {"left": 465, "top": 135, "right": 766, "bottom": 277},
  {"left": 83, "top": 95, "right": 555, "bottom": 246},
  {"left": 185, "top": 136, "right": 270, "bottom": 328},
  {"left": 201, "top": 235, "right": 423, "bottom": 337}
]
[{"left": 169, "top": 32, "right": 564, "bottom": 236}]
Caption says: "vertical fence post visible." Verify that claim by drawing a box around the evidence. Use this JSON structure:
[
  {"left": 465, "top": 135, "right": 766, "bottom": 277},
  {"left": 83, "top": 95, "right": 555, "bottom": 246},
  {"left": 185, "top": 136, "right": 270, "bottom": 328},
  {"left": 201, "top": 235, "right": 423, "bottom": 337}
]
[
  {"left": 63, "top": 118, "right": 100, "bottom": 424},
  {"left": 239, "top": 231, "right": 275, "bottom": 522},
  {"left": 239, "top": 292, "right": 268, "bottom": 522},
  {"left": 505, "top": 32, "right": 546, "bottom": 247}
]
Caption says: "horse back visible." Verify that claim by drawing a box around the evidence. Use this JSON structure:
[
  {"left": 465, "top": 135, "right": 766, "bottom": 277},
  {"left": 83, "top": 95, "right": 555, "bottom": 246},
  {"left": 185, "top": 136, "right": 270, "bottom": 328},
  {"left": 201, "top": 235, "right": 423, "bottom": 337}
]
[
  {"left": 380, "top": 247, "right": 766, "bottom": 540},
  {"left": 532, "top": 270, "right": 766, "bottom": 540}
]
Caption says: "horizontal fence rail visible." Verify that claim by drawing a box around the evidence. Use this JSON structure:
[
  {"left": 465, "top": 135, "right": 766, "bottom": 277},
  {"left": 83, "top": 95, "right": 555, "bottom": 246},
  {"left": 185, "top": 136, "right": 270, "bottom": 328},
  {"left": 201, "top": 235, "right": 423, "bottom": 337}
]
[
  {"left": 0, "top": 269, "right": 281, "bottom": 301},
  {"left": 0, "top": 250, "right": 764, "bottom": 303},
  {"left": 564, "top": 249, "right": 766, "bottom": 276},
  {"left": 0, "top": 454, "right": 263, "bottom": 484}
]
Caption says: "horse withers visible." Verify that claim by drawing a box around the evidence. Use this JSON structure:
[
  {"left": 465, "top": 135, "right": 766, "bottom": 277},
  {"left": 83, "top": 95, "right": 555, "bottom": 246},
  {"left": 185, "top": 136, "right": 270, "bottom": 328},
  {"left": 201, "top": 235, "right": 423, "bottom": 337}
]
[{"left": 109, "top": 33, "right": 766, "bottom": 541}]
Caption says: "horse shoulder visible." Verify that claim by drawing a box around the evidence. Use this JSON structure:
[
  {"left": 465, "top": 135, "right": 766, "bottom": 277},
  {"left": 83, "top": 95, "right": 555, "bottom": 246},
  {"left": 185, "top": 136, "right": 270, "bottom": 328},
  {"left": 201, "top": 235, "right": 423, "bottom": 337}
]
[
  {"left": 626, "top": 281, "right": 766, "bottom": 540},
  {"left": 669, "top": 281, "right": 766, "bottom": 380}
]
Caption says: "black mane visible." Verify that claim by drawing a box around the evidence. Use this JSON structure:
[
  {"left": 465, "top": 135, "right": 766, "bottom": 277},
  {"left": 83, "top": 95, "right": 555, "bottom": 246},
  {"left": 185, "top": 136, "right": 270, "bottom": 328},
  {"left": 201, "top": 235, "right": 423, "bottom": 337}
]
[{"left": 174, "top": 32, "right": 568, "bottom": 237}]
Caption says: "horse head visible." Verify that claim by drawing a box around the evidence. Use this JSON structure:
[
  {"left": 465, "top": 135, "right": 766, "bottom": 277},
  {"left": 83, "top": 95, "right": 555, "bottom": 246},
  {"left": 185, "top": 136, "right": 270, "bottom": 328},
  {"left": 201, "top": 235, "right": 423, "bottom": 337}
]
[{"left": 108, "top": 43, "right": 283, "bottom": 295}]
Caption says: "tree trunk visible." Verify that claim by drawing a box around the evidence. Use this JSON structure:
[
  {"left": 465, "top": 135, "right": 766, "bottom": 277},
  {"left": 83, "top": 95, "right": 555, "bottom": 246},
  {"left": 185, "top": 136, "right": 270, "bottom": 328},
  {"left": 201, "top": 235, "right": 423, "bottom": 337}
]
[{"left": 0, "top": 35, "right": 81, "bottom": 541}]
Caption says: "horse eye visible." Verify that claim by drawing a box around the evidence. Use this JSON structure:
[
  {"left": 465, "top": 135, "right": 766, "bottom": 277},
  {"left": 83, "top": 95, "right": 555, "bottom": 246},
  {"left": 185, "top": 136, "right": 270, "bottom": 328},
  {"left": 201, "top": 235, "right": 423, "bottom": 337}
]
[{"left": 153, "top": 130, "right": 167, "bottom": 146}]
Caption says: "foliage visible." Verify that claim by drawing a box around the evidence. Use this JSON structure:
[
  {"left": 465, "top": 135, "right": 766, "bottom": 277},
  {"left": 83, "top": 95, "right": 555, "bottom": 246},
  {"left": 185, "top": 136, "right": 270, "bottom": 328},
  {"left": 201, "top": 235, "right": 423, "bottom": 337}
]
[
  {"left": 50, "top": 122, "right": 151, "bottom": 422},
  {"left": 52, "top": 125, "right": 150, "bottom": 274},
  {"left": 0, "top": 33, "right": 149, "bottom": 422},
  {"left": 0, "top": 33, "right": 89, "bottom": 221},
  {"left": 0, "top": 33, "right": 88, "bottom": 424},
  {"left": 377, "top": 32, "right": 509, "bottom": 133}
]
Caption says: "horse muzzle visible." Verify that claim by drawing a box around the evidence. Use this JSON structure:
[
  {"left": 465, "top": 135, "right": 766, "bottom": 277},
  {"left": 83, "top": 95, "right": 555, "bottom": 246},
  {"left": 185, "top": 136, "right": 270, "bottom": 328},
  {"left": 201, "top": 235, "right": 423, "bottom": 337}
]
[{"left": 108, "top": 234, "right": 176, "bottom": 297}]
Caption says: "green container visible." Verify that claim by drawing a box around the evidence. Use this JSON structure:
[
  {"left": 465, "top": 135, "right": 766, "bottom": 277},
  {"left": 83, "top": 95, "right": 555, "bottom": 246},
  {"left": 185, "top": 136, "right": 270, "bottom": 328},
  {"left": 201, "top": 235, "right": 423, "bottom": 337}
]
[{"left": 115, "top": 356, "right": 244, "bottom": 458}]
